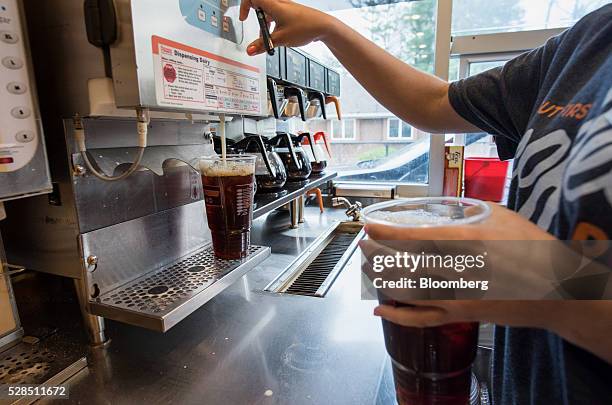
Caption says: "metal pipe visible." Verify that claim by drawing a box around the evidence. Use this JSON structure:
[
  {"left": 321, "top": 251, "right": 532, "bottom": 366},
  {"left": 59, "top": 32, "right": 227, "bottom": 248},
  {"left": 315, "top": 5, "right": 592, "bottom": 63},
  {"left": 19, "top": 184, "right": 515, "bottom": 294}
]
[
  {"left": 298, "top": 195, "right": 305, "bottom": 224},
  {"left": 290, "top": 199, "right": 299, "bottom": 229}
]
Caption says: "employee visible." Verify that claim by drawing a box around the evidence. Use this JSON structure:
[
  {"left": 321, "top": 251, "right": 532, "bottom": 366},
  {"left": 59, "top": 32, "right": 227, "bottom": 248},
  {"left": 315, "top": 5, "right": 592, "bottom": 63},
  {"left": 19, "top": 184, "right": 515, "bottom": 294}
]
[{"left": 240, "top": 1, "right": 612, "bottom": 404}]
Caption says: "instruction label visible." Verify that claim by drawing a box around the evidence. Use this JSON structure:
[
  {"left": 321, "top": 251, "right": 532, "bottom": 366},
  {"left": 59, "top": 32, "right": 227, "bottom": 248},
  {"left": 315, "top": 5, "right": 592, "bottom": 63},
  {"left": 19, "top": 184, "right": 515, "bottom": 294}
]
[{"left": 152, "top": 36, "right": 261, "bottom": 114}]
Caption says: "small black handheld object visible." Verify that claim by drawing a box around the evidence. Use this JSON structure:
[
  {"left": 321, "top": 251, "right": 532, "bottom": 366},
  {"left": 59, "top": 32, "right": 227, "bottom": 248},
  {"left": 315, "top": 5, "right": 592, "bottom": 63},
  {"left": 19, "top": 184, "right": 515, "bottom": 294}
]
[{"left": 255, "top": 8, "right": 275, "bottom": 56}]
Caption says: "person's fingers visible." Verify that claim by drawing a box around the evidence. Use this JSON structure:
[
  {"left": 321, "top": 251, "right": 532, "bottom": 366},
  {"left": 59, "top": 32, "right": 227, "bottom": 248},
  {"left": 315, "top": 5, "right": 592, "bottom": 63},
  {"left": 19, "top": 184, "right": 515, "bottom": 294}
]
[
  {"left": 373, "top": 305, "right": 449, "bottom": 327},
  {"left": 241, "top": 0, "right": 281, "bottom": 21},
  {"left": 358, "top": 238, "right": 398, "bottom": 262},
  {"left": 246, "top": 28, "right": 289, "bottom": 55},
  {"left": 405, "top": 300, "right": 484, "bottom": 321},
  {"left": 365, "top": 223, "right": 479, "bottom": 241},
  {"left": 246, "top": 38, "right": 264, "bottom": 56},
  {"left": 239, "top": 0, "right": 254, "bottom": 21}
]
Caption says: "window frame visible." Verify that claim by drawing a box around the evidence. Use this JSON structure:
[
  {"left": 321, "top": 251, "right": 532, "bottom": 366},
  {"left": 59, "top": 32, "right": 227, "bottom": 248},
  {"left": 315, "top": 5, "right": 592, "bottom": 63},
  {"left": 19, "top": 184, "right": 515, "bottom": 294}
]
[
  {"left": 322, "top": 0, "right": 575, "bottom": 197},
  {"left": 330, "top": 118, "right": 357, "bottom": 141}
]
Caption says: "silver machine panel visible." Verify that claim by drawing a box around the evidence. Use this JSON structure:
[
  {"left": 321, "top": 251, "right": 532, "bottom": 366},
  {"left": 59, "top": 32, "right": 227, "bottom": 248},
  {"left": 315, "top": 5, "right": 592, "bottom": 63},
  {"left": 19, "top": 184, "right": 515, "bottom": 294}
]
[
  {"left": 113, "top": 0, "right": 267, "bottom": 116},
  {"left": 0, "top": 0, "right": 51, "bottom": 201},
  {"left": 0, "top": 0, "right": 51, "bottom": 350},
  {"left": 1, "top": 0, "right": 270, "bottom": 342}
]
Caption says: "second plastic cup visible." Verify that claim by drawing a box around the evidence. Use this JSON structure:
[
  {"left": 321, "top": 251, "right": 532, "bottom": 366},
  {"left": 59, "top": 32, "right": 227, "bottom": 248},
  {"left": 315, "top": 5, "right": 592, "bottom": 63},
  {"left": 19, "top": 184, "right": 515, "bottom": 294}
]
[
  {"left": 199, "top": 155, "right": 256, "bottom": 260},
  {"left": 363, "top": 197, "right": 491, "bottom": 405}
]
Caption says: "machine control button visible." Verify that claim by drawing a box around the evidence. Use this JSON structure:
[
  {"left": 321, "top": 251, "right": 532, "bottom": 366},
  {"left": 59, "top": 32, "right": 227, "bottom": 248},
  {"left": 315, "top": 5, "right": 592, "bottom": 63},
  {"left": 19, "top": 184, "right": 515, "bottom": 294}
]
[
  {"left": 15, "top": 130, "right": 35, "bottom": 143},
  {"left": 197, "top": 9, "right": 206, "bottom": 22},
  {"left": 7, "top": 82, "right": 27, "bottom": 94},
  {"left": 2, "top": 56, "right": 23, "bottom": 69},
  {"left": 211, "top": 15, "right": 218, "bottom": 27},
  {"left": 11, "top": 106, "right": 31, "bottom": 119},
  {"left": 0, "top": 31, "right": 19, "bottom": 44}
]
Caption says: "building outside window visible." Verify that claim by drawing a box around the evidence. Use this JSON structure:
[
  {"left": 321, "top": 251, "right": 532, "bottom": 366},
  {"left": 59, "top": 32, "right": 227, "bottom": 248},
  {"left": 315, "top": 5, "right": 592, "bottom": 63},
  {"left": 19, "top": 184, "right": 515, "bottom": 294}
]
[
  {"left": 331, "top": 119, "right": 357, "bottom": 140},
  {"left": 387, "top": 118, "right": 414, "bottom": 140}
]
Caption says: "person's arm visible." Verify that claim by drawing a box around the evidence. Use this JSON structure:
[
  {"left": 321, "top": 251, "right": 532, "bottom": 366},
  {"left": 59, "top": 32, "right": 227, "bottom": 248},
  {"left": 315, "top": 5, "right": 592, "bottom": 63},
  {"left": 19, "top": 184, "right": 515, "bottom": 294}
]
[{"left": 239, "top": 0, "right": 480, "bottom": 134}]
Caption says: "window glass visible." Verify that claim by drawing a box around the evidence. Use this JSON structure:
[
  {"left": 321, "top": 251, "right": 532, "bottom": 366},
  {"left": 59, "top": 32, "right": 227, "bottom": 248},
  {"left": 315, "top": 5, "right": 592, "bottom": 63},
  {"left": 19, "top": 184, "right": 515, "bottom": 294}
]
[
  {"left": 331, "top": 120, "right": 342, "bottom": 139},
  {"left": 345, "top": 119, "right": 356, "bottom": 139},
  {"left": 452, "top": 0, "right": 609, "bottom": 36},
  {"left": 388, "top": 119, "right": 400, "bottom": 138},
  {"left": 402, "top": 121, "right": 413, "bottom": 138},
  {"left": 297, "top": 0, "right": 436, "bottom": 183}
]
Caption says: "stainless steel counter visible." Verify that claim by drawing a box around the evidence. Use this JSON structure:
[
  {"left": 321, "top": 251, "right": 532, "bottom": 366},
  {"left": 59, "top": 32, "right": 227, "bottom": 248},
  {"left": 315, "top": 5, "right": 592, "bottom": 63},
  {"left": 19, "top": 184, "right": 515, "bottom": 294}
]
[
  {"left": 38, "top": 207, "right": 395, "bottom": 405},
  {"left": 13, "top": 207, "right": 492, "bottom": 405}
]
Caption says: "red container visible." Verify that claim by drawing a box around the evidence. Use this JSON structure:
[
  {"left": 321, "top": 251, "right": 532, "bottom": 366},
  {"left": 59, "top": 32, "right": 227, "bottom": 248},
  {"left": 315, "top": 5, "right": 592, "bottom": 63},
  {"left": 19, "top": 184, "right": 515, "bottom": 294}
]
[{"left": 464, "top": 158, "right": 509, "bottom": 202}]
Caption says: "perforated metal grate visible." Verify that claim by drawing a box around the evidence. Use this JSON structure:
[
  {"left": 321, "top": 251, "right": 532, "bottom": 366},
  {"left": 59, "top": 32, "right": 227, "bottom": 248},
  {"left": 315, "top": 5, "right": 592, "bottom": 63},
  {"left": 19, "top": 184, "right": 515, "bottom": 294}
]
[
  {"left": 98, "top": 245, "right": 265, "bottom": 315},
  {"left": 0, "top": 348, "right": 54, "bottom": 384},
  {"left": 284, "top": 233, "right": 356, "bottom": 297}
]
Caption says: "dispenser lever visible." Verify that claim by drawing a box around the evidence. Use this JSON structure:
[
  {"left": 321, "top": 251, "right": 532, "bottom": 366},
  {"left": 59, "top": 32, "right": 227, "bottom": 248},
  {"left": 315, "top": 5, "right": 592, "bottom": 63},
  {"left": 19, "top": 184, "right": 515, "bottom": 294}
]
[
  {"left": 308, "top": 91, "right": 327, "bottom": 120},
  {"left": 284, "top": 87, "right": 308, "bottom": 121},
  {"left": 267, "top": 78, "right": 281, "bottom": 119},
  {"left": 255, "top": 8, "right": 275, "bottom": 56}
]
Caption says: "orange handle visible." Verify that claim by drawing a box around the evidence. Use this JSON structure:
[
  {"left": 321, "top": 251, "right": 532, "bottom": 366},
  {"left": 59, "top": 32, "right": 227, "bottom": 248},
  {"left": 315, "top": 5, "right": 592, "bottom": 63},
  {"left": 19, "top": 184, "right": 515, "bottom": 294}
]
[
  {"left": 315, "top": 131, "right": 332, "bottom": 159},
  {"left": 307, "top": 188, "right": 324, "bottom": 213},
  {"left": 325, "top": 96, "right": 342, "bottom": 120}
]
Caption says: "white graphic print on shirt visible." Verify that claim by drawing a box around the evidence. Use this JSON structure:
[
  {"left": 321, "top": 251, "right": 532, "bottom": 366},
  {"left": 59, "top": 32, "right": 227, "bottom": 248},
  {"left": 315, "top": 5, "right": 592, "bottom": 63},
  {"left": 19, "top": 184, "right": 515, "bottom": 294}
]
[{"left": 512, "top": 88, "right": 612, "bottom": 236}]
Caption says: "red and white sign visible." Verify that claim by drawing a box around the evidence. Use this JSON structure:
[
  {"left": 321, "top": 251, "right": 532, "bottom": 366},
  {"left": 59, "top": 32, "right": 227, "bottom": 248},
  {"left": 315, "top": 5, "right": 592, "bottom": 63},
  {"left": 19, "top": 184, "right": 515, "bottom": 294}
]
[{"left": 152, "top": 36, "right": 261, "bottom": 114}]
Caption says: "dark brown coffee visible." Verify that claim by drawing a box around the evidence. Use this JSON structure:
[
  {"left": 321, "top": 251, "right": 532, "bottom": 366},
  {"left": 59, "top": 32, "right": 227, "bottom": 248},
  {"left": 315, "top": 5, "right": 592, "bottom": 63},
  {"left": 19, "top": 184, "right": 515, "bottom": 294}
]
[
  {"left": 380, "top": 299, "right": 478, "bottom": 405},
  {"left": 277, "top": 148, "right": 312, "bottom": 181},
  {"left": 200, "top": 157, "right": 255, "bottom": 260}
]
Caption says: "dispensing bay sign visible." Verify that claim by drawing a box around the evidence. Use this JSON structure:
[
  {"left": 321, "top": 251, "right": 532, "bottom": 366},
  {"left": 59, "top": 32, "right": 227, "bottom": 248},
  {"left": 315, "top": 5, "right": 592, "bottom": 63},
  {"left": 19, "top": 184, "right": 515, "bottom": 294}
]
[{"left": 152, "top": 36, "right": 261, "bottom": 114}]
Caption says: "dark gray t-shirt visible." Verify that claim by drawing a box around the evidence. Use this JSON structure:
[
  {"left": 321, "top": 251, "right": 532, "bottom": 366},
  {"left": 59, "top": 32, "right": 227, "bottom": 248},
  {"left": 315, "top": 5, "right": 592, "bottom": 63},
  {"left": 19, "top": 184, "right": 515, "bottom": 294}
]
[{"left": 448, "top": 4, "right": 612, "bottom": 405}]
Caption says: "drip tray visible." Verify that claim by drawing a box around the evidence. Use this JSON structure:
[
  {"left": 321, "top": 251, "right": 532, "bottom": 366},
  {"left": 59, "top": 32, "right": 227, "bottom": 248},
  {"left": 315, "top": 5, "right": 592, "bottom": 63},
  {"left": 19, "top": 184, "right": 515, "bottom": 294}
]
[
  {"left": 90, "top": 245, "right": 270, "bottom": 332},
  {"left": 0, "top": 341, "right": 87, "bottom": 403},
  {"left": 265, "top": 222, "right": 364, "bottom": 297}
]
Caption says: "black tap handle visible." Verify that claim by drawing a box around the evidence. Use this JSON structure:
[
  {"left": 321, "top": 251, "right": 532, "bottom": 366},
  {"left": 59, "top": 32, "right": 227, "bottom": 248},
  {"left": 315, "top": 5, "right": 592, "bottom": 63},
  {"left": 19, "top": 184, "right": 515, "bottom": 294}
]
[
  {"left": 284, "top": 133, "right": 302, "bottom": 170},
  {"left": 284, "top": 87, "right": 307, "bottom": 121},
  {"left": 308, "top": 91, "right": 327, "bottom": 120},
  {"left": 255, "top": 8, "right": 275, "bottom": 56},
  {"left": 252, "top": 135, "right": 275, "bottom": 177},
  {"left": 267, "top": 78, "right": 281, "bottom": 119}
]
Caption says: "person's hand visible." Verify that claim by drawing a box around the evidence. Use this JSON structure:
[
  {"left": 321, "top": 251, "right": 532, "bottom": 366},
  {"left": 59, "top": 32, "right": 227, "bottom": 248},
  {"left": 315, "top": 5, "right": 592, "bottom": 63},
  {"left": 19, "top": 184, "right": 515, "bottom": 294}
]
[
  {"left": 239, "top": 0, "right": 337, "bottom": 55},
  {"left": 364, "top": 204, "right": 583, "bottom": 328}
]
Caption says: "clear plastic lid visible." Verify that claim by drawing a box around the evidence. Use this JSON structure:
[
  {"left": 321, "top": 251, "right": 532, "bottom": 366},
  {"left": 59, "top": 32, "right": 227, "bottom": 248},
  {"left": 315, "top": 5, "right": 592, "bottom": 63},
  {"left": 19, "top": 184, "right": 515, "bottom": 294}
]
[{"left": 362, "top": 197, "right": 491, "bottom": 228}]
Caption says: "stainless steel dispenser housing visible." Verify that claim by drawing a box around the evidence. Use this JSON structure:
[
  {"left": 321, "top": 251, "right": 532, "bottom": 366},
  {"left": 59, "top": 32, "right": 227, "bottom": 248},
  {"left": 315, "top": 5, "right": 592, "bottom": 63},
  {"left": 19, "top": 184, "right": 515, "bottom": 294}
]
[{"left": 1, "top": 0, "right": 270, "bottom": 345}]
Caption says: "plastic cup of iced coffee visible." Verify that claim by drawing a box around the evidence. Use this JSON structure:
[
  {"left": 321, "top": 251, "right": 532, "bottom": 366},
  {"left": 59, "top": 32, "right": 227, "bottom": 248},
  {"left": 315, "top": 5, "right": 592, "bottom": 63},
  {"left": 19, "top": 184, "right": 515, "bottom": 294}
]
[
  {"left": 363, "top": 197, "right": 491, "bottom": 405},
  {"left": 199, "top": 155, "right": 257, "bottom": 260}
]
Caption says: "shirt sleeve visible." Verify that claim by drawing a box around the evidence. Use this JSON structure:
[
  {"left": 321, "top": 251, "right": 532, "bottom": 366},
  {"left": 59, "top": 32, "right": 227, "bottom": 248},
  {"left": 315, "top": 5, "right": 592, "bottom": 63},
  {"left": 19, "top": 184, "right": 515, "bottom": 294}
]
[{"left": 448, "top": 33, "right": 566, "bottom": 160}]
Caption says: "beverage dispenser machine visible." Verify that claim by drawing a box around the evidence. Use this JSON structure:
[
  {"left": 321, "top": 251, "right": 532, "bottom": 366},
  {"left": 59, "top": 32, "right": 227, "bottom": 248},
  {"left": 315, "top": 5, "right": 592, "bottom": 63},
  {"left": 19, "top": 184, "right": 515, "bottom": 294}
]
[
  {"left": 0, "top": 0, "right": 52, "bottom": 350},
  {"left": 1, "top": 0, "right": 270, "bottom": 345}
]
